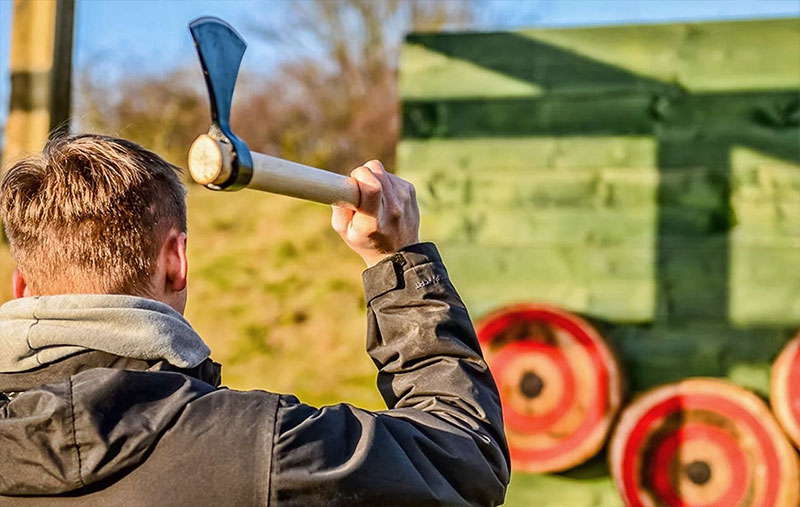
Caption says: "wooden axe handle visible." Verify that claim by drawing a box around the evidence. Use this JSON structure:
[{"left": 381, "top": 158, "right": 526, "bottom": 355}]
[{"left": 188, "top": 134, "right": 360, "bottom": 208}]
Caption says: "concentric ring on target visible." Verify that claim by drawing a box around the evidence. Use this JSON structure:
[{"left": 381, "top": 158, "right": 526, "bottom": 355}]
[
  {"left": 476, "top": 303, "right": 623, "bottom": 473},
  {"left": 771, "top": 334, "right": 800, "bottom": 449},
  {"left": 610, "top": 378, "right": 799, "bottom": 507}
]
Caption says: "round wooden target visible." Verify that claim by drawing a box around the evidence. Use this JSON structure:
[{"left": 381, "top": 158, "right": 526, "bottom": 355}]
[
  {"left": 771, "top": 334, "right": 800, "bottom": 449},
  {"left": 476, "top": 303, "right": 623, "bottom": 473},
  {"left": 610, "top": 378, "right": 799, "bottom": 507}
]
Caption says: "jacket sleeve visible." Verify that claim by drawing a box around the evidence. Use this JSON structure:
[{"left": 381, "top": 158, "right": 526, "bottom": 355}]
[{"left": 269, "top": 243, "right": 510, "bottom": 507}]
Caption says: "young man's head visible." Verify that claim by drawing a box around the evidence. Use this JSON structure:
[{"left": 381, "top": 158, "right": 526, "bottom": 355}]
[{"left": 0, "top": 134, "right": 189, "bottom": 313}]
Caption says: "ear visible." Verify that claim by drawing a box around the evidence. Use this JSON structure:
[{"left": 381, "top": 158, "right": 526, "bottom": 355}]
[
  {"left": 163, "top": 230, "right": 188, "bottom": 293},
  {"left": 12, "top": 269, "right": 27, "bottom": 299}
]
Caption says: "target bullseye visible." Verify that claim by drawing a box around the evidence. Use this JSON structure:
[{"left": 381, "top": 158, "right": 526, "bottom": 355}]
[
  {"left": 520, "top": 372, "right": 544, "bottom": 398},
  {"left": 476, "top": 303, "right": 623, "bottom": 473},
  {"left": 610, "top": 378, "right": 799, "bottom": 507},
  {"left": 685, "top": 461, "right": 711, "bottom": 486}
]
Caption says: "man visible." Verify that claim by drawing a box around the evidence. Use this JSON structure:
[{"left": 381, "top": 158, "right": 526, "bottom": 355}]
[{"left": 0, "top": 134, "right": 509, "bottom": 506}]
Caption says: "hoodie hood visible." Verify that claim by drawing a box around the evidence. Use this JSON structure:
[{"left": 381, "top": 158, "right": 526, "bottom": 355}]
[
  {"left": 0, "top": 295, "right": 216, "bottom": 496},
  {"left": 0, "top": 294, "right": 210, "bottom": 373}
]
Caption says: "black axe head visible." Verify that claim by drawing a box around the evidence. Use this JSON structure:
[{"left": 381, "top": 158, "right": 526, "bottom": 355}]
[{"left": 189, "top": 16, "right": 252, "bottom": 190}]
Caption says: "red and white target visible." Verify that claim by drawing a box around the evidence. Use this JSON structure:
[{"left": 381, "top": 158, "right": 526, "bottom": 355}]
[
  {"left": 610, "top": 378, "right": 799, "bottom": 507},
  {"left": 476, "top": 303, "right": 623, "bottom": 473},
  {"left": 771, "top": 334, "right": 800, "bottom": 449}
]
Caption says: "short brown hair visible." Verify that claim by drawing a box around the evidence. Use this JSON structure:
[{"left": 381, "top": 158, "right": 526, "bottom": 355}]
[{"left": 0, "top": 134, "right": 187, "bottom": 295}]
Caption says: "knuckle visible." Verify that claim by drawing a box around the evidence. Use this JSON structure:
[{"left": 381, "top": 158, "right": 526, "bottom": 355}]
[
  {"left": 389, "top": 205, "right": 403, "bottom": 221},
  {"left": 363, "top": 185, "right": 381, "bottom": 199},
  {"left": 352, "top": 166, "right": 370, "bottom": 179}
]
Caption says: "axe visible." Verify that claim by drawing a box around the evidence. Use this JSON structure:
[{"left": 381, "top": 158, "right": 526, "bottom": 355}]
[{"left": 186, "top": 17, "right": 360, "bottom": 208}]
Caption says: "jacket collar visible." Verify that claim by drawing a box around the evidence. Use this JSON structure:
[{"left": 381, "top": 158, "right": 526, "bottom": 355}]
[{"left": 0, "top": 350, "right": 222, "bottom": 396}]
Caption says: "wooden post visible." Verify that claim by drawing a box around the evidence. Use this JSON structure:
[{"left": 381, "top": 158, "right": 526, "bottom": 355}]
[{"left": 2, "top": 0, "right": 74, "bottom": 165}]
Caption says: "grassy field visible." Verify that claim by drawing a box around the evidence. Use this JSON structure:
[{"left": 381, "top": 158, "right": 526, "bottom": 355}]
[{"left": 183, "top": 187, "right": 384, "bottom": 409}]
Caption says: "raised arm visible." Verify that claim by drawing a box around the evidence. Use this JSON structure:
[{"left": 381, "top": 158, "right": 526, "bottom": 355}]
[{"left": 268, "top": 161, "right": 510, "bottom": 506}]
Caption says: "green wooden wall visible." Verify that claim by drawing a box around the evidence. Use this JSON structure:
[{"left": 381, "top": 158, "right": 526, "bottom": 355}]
[{"left": 398, "top": 19, "right": 800, "bottom": 505}]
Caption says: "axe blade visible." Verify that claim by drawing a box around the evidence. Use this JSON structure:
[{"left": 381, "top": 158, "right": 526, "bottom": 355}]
[
  {"left": 186, "top": 18, "right": 360, "bottom": 205},
  {"left": 189, "top": 16, "right": 246, "bottom": 131}
]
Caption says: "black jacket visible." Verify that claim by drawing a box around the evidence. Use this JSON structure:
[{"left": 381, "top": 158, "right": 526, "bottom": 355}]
[{"left": 0, "top": 243, "right": 510, "bottom": 506}]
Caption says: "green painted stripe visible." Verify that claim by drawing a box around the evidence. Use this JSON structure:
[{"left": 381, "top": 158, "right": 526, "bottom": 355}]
[
  {"left": 402, "top": 94, "right": 656, "bottom": 139},
  {"left": 402, "top": 90, "right": 799, "bottom": 141}
]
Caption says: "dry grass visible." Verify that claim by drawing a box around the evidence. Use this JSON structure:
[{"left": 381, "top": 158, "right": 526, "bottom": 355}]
[
  {"left": 0, "top": 186, "right": 384, "bottom": 410},
  {"left": 184, "top": 187, "right": 383, "bottom": 409}
]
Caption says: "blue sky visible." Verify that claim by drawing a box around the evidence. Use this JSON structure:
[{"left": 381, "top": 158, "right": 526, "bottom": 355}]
[{"left": 1, "top": 0, "right": 799, "bottom": 127}]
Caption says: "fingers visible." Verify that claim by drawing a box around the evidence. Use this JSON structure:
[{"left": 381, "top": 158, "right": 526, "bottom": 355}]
[
  {"left": 332, "top": 159, "right": 421, "bottom": 266},
  {"left": 390, "top": 175, "right": 415, "bottom": 206},
  {"left": 366, "top": 159, "right": 407, "bottom": 217},
  {"left": 350, "top": 164, "right": 383, "bottom": 216},
  {"left": 363, "top": 160, "right": 391, "bottom": 188},
  {"left": 363, "top": 159, "right": 386, "bottom": 174}
]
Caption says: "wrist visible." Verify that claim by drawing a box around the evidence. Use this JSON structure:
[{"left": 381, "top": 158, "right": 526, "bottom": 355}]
[
  {"left": 361, "top": 238, "right": 421, "bottom": 267},
  {"left": 362, "top": 252, "right": 394, "bottom": 268}
]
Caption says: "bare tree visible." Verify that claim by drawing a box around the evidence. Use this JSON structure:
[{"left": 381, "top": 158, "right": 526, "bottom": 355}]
[
  {"left": 237, "top": 0, "right": 475, "bottom": 173},
  {"left": 74, "top": 67, "right": 207, "bottom": 169}
]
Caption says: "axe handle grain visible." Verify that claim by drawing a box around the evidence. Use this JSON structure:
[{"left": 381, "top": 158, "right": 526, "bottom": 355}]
[
  {"left": 188, "top": 134, "right": 360, "bottom": 208},
  {"left": 249, "top": 150, "right": 361, "bottom": 207}
]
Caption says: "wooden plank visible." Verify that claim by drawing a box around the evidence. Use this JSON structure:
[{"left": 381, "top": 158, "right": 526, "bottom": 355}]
[
  {"left": 402, "top": 94, "right": 655, "bottom": 139},
  {"left": 460, "top": 279, "right": 656, "bottom": 324},
  {"left": 438, "top": 243, "right": 655, "bottom": 322},
  {"left": 399, "top": 137, "right": 658, "bottom": 171},
  {"left": 731, "top": 245, "right": 800, "bottom": 325},
  {"left": 439, "top": 235, "right": 794, "bottom": 325},
  {"left": 421, "top": 209, "right": 655, "bottom": 246},
  {"left": 402, "top": 90, "right": 800, "bottom": 141},
  {"left": 400, "top": 42, "right": 543, "bottom": 100},
  {"left": 402, "top": 19, "right": 800, "bottom": 100},
  {"left": 522, "top": 20, "right": 800, "bottom": 92},
  {"left": 415, "top": 173, "right": 659, "bottom": 210},
  {"left": 728, "top": 147, "right": 800, "bottom": 324}
]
